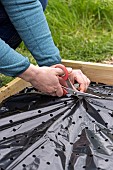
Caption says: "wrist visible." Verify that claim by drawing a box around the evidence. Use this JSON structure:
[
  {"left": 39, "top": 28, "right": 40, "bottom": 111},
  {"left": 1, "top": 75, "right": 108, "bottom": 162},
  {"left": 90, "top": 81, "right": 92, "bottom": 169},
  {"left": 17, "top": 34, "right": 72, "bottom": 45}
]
[{"left": 18, "top": 64, "right": 38, "bottom": 82}]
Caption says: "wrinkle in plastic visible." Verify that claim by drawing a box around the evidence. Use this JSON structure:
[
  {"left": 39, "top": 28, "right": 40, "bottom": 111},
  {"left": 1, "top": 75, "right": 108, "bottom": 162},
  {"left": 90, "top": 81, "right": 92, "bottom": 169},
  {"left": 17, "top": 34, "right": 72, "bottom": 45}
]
[{"left": 0, "top": 83, "right": 113, "bottom": 170}]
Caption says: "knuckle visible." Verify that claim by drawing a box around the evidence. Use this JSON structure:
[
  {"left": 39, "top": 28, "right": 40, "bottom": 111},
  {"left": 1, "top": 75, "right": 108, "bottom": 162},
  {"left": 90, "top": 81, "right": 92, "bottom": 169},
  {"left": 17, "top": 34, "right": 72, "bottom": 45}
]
[
  {"left": 58, "top": 93, "right": 62, "bottom": 97},
  {"left": 78, "top": 69, "right": 82, "bottom": 74},
  {"left": 88, "top": 80, "right": 91, "bottom": 84},
  {"left": 87, "top": 79, "right": 90, "bottom": 84},
  {"left": 48, "top": 89, "right": 53, "bottom": 94},
  {"left": 57, "top": 90, "right": 63, "bottom": 97}
]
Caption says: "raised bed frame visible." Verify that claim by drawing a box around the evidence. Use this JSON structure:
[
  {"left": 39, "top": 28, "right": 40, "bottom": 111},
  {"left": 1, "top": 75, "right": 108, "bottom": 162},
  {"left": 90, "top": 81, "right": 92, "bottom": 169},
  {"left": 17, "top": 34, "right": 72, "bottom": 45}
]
[{"left": 1, "top": 59, "right": 113, "bottom": 102}]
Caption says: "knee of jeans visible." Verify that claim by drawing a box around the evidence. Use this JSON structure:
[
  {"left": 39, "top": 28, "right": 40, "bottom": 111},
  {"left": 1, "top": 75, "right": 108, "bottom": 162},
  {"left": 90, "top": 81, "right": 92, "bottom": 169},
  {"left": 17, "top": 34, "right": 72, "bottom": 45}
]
[{"left": 39, "top": 0, "right": 48, "bottom": 11}]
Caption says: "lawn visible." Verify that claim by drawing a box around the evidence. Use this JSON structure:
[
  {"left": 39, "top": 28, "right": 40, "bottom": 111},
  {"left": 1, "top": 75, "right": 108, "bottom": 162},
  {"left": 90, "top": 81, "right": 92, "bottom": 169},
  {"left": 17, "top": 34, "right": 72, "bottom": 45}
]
[
  {"left": 46, "top": 0, "right": 113, "bottom": 62},
  {"left": 1, "top": 0, "right": 113, "bottom": 86}
]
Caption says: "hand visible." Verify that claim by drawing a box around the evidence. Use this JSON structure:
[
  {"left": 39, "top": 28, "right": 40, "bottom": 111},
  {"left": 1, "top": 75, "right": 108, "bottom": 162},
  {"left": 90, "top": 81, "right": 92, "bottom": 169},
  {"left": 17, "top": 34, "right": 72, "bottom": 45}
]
[
  {"left": 51, "top": 64, "right": 73, "bottom": 88},
  {"left": 68, "top": 69, "right": 90, "bottom": 92},
  {"left": 51, "top": 64, "right": 90, "bottom": 92},
  {"left": 19, "top": 64, "right": 71, "bottom": 97}
]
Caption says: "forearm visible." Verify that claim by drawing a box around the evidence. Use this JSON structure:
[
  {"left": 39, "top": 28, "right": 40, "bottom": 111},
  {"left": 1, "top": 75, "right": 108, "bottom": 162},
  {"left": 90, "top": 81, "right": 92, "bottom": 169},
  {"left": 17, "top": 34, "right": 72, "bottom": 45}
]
[
  {"left": 19, "top": 64, "right": 38, "bottom": 82},
  {"left": 0, "top": 38, "right": 30, "bottom": 77},
  {"left": 1, "top": 0, "right": 61, "bottom": 66}
]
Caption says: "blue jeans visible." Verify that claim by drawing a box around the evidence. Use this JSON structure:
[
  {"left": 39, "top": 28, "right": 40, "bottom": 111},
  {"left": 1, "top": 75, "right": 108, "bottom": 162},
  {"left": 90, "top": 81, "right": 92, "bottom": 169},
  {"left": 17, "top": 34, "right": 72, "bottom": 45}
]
[{"left": 0, "top": 0, "right": 48, "bottom": 49}]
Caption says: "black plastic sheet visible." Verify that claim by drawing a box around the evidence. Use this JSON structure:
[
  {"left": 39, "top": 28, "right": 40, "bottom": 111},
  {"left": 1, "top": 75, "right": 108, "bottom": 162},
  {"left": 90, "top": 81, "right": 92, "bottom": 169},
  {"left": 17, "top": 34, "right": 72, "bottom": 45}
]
[{"left": 1, "top": 83, "right": 113, "bottom": 170}]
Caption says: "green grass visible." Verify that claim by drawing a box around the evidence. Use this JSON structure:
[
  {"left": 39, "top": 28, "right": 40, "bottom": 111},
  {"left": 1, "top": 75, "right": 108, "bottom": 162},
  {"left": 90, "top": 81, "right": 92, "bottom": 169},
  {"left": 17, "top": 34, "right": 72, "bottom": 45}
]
[
  {"left": 46, "top": 0, "right": 113, "bottom": 62},
  {"left": 1, "top": 0, "right": 113, "bottom": 85}
]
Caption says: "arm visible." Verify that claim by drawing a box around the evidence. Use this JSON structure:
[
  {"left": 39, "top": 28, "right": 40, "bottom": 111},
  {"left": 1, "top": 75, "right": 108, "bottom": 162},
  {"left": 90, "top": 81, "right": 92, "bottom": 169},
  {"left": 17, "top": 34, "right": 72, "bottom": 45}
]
[
  {"left": 1, "top": 0, "right": 61, "bottom": 67},
  {"left": 0, "top": 37, "right": 65, "bottom": 96},
  {"left": 0, "top": 38, "right": 30, "bottom": 77},
  {"left": 0, "top": 0, "right": 90, "bottom": 94},
  {"left": 0, "top": 0, "right": 68, "bottom": 97}
]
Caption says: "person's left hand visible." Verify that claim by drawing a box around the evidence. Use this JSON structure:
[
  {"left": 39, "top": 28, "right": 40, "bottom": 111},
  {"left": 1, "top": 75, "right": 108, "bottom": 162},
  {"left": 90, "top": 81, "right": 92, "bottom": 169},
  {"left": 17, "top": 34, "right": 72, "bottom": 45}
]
[{"left": 67, "top": 69, "right": 90, "bottom": 92}]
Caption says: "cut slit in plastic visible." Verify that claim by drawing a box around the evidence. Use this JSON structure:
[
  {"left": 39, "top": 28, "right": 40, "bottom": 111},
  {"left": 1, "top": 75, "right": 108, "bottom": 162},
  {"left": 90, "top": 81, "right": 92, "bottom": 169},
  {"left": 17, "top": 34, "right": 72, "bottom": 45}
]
[{"left": 0, "top": 83, "right": 113, "bottom": 169}]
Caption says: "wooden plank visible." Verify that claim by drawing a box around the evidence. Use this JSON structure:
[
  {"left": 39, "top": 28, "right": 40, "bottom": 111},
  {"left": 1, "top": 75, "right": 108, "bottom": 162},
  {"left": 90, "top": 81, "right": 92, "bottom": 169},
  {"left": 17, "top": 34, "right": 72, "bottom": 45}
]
[
  {"left": 62, "top": 59, "right": 113, "bottom": 85},
  {"left": 1, "top": 59, "right": 113, "bottom": 102},
  {"left": 0, "top": 78, "right": 31, "bottom": 102}
]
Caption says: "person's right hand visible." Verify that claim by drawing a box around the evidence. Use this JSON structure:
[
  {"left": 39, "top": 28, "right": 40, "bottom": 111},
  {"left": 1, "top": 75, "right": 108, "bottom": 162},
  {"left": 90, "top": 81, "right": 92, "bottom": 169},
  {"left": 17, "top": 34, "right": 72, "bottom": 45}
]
[{"left": 19, "top": 64, "right": 69, "bottom": 97}]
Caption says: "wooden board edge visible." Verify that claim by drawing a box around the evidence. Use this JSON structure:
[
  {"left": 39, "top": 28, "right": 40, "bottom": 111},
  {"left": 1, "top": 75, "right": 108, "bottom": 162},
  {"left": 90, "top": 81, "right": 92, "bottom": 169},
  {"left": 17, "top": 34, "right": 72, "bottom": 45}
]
[
  {"left": 0, "top": 78, "right": 31, "bottom": 103},
  {"left": 1, "top": 59, "right": 113, "bottom": 102},
  {"left": 62, "top": 59, "right": 113, "bottom": 85}
]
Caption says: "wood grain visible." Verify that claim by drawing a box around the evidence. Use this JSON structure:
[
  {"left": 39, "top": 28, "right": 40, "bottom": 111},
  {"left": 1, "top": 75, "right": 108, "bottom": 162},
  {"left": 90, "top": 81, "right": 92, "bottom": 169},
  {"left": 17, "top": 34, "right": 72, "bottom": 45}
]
[
  {"left": 0, "top": 78, "right": 31, "bottom": 102},
  {"left": 1, "top": 59, "right": 113, "bottom": 102},
  {"left": 62, "top": 59, "right": 113, "bottom": 85}
]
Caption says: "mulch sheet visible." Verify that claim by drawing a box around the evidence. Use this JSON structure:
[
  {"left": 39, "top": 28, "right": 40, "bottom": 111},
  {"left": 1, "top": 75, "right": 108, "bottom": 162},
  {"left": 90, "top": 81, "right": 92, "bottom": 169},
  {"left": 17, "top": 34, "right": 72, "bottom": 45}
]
[{"left": 0, "top": 83, "right": 113, "bottom": 170}]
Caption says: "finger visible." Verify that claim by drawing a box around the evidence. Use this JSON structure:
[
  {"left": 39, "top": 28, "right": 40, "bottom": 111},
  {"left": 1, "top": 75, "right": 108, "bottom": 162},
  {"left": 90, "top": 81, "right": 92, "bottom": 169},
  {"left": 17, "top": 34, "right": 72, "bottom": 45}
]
[
  {"left": 52, "top": 66, "right": 72, "bottom": 76},
  {"left": 66, "top": 67, "right": 72, "bottom": 74},
  {"left": 68, "top": 72, "right": 75, "bottom": 84},
  {"left": 68, "top": 69, "right": 90, "bottom": 92},
  {"left": 78, "top": 71, "right": 89, "bottom": 91},
  {"left": 74, "top": 71, "right": 87, "bottom": 92},
  {"left": 86, "top": 77, "right": 91, "bottom": 87},
  {"left": 78, "top": 77, "right": 87, "bottom": 92},
  {"left": 78, "top": 76, "right": 89, "bottom": 92},
  {"left": 51, "top": 64, "right": 72, "bottom": 73},
  {"left": 56, "top": 85, "right": 64, "bottom": 97},
  {"left": 58, "top": 77, "right": 67, "bottom": 87},
  {"left": 53, "top": 67, "right": 65, "bottom": 76},
  {"left": 78, "top": 83, "right": 86, "bottom": 92},
  {"left": 80, "top": 75, "right": 90, "bottom": 91},
  {"left": 50, "top": 89, "right": 67, "bottom": 97},
  {"left": 48, "top": 85, "right": 64, "bottom": 97},
  {"left": 50, "top": 92, "right": 57, "bottom": 96}
]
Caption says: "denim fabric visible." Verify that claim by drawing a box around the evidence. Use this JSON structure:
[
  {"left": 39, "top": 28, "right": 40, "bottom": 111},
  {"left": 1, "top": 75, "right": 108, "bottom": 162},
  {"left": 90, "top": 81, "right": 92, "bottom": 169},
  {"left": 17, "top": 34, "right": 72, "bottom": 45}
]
[{"left": 0, "top": 0, "right": 48, "bottom": 49}]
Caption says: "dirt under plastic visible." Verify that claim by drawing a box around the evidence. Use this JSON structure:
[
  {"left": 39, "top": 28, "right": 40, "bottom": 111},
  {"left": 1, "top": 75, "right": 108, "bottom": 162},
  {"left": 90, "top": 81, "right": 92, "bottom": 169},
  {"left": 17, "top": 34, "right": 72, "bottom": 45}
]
[{"left": 0, "top": 83, "right": 113, "bottom": 170}]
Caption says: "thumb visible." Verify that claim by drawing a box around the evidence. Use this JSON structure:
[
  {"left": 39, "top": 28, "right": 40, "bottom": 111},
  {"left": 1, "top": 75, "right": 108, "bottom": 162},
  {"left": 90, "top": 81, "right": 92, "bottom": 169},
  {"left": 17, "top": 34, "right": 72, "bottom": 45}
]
[
  {"left": 66, "top": 67, "right": 72, "bottom": 74},
  {"left": 53, "top": 67, "right": 65, "bottom": 76},
  {"left": 52, "top": 65, "right": 72, "bottom": 76},
  {"left": 51, "top": 64, "right": 72, "bottom": 75},
  {"left": 55, "top": 67, "right": 72, "bottom": 77}
]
